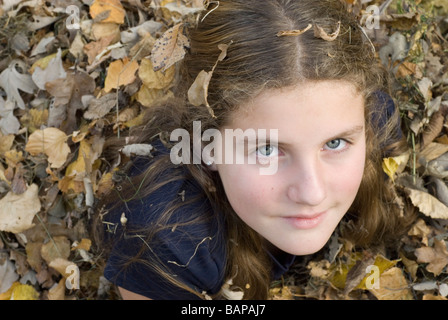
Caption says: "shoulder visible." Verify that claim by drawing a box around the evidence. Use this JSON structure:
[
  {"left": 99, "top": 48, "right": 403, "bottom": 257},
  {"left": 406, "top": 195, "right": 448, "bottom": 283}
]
[{"left": 103, "top": 147, "right": 226, "bottom": 299}]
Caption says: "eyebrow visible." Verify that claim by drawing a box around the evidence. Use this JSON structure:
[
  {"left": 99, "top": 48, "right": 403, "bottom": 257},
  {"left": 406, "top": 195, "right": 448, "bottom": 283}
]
[{"left": 325, "top": 125, "right": 365, "bottom": 142}]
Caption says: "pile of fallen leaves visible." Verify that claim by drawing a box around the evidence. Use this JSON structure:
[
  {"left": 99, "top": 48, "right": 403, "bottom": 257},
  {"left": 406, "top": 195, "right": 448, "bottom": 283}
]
[{"left": 0, "top": 0, "right": 447, "bottom": 300}]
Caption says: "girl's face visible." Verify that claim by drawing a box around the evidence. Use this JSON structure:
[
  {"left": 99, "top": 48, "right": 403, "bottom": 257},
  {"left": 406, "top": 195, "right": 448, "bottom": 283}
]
[{"left": 214, "top": 81, "right": 366, "bottom": 255}]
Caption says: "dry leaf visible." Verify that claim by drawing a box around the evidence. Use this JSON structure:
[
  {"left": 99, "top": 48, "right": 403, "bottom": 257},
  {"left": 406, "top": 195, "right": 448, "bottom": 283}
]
[
  {"left": 408, "top": 219, "right": 433, "bottom": 246},
  {"left": 415, "top": 240, "right": 448, "bottom": 276},
  {"left": 72, "top": 238, "right": 92, "bottom": 252},
  {"left": 83, "top": 93, "right": 117, "bottom": 120},
  {"left": 313, "top": 21, "right": 341, "bottom": 41},
  {"left": 421, "top": 109, "right": 446, "bottom": 148},
  {"left": 0, "top": 253, "right": 19, "bottom": 294},
  {"left": 41, "top": 236, "right": 71, "bottom": 265},
  {"left": 25, "top": 127, "right": 71, "bottom": 169},
  {"left": 90, "top": 0, "right": 126, "bottom": 24},
  {"left": 187, "top": 43, "right": 230, "bottom": 118},
  {"left": 0, "top": 132, "right": 14, "bottom": 154},
  {"left": 49, "top": 258, "right": 77, "bottom": 277},
  {"left": 187, "top": 70, "right": 213, "bottom": 108},
  {"left": 0, "top": 184, "right": 41, "bottom": 233},
  {"left": 47, "top": 278, "right": 65, "bottom": 300},
  {"left": 91, "top": 22, "right": 121, "bottom": 43},
  {"left": 277, "top": 23, "right": 312, "bottom": 37},
  {"left": 0, "top": 282, "right": 39, "bottom": 300},
  {"left": 138, "top": 58, "right": 175, "bottom": 90},
  {"left": 405, "top": 187, "right": 448, "bottom": 219},
  {"left": 382, "top": 157, "right": 399, "bottom": 181},
  {"left": 0, "top": 60, "right": 37, "bottom": 110},
  {"left": 104, "top": 57, "right": 139, "bottom": 92},
  {"left": 83, "top": 34, "right": 116, "bottom": 65},
  {"left": 418, "top": 142, "right": 448, "bottom": 168},
  {"left": 151, "top": 23, "right": 190, "bottom": 72},
  {"left": 368, "top": 267, "right": 413, "bottom": 300},
  {"left": 30, "top": 48, "right": 67, "bottom": 90}
]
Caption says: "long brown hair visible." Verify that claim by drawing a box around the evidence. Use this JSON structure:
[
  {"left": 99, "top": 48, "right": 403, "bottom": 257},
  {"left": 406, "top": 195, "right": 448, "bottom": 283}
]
[{"left": 95, "top": 0, "right": 414, "bottom": 300}]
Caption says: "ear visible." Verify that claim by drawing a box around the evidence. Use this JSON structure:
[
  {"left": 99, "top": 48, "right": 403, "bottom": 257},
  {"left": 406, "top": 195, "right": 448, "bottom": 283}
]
[
  {"left": 208, "top": 162, "right": 218, "bottom": 171},
  {"left": 203, "top": 155, "right": 218, "bottom": 171}
]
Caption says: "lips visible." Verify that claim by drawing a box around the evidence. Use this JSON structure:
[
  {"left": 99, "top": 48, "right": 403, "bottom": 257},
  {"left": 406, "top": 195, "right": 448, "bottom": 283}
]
[{"left": 282, "top": 211, "right": 327, "bottom": 229}]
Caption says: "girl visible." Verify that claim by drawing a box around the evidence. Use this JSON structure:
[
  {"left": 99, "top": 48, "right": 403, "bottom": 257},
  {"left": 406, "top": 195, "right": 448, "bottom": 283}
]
[{"left": 96, "top": 0, "right": 414, "bottom": 300}]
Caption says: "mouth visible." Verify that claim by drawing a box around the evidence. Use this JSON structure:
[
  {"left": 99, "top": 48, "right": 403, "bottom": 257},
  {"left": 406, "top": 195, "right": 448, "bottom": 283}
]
[{"left": 282, "top": 211, "right": 327, "bottom": 229}]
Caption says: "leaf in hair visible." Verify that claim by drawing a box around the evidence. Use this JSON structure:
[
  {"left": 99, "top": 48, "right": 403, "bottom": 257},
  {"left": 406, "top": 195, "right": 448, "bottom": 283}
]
[
  {"left": 151, "top": 23, "right": 190, "bottom": 72},
  {"left": 187, "top": 43, "right": 230, "bottom": 118},
  {"left": 276, "top": 23, "right": 312, "bottom": 37},
  {"left": 313, "top": 21, "right": 341, "bottom": 41},
  {"left": 188, "top": 70, "right": 214, "bottom": 116}
]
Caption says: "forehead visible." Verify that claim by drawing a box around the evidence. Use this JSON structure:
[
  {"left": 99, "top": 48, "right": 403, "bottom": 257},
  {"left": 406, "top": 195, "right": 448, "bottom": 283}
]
[{"left": 225, "top": 80, "right": 365, "bottom": 134}]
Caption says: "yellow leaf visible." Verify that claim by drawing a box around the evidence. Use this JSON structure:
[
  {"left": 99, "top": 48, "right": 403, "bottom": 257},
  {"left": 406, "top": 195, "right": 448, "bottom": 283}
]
[
  {"left": 65, "top": 139, "right": 92, "bottom": 177},
  {"left": 329, "top": 253, "right": 399, "bottom": 291},
  {"left": 72, "top": 238, "right": 92, "bottom": 251},
  {"left": 138, "top": 58, "right": 175, "bottom": 90},
  {"left": 25, "top": 127, "right": 70, "bottom": 169},
  {"left": 1, "top": 282, "right": 39, "bottom": 300},
  {"left": 90, "top": 0, "right": 125, "bottom": 24},
  {"left": 4, "top": 149, "right": 24, "bottom": 167},
  {"left": 104, "top": 58, "right": 139, "bottom": 92},
  {"left": 358, "top": 255, "right": 398, "bottom": 290},
  {"left": 0, "top": 282, "right": 18, "bottom": 300},
  {"left": 382, "top": 157, "right": 399, "bottom": 181},
  {"left": 95, "top": 170, "right": 115, "bottom": 197}
]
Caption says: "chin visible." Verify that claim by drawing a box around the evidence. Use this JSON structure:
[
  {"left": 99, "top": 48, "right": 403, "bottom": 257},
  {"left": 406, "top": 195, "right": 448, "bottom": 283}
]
[{"left": 277, "top": 236, "right": 330, "bottom": 256}]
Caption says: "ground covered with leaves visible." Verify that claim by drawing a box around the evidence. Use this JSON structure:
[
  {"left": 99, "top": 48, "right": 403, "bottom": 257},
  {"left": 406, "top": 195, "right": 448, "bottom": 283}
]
[{"left": 0, "top": 0, "right": 447, "bottom": 300}]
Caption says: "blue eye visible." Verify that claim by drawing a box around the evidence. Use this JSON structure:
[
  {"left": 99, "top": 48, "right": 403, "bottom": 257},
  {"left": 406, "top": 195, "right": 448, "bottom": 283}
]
[
  {"left": 256, "top": 145, "right": 279, "bottom": 157},
  {"left": 324, "top": 139, "right": 347, "bottom": 151}
]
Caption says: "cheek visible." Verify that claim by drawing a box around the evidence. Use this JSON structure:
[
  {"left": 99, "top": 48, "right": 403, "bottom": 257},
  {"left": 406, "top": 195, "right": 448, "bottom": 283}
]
[{"left": 219, "top": 166, "right": 273, "bottom": 216}]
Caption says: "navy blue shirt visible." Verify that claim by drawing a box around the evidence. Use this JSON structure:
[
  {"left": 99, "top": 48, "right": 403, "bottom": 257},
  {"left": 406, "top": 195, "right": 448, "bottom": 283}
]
[{"left": 103, "top": 141, "right": 295, "bottom": 299}]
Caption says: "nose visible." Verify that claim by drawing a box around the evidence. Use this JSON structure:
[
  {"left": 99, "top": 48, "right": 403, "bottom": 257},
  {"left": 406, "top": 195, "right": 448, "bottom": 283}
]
[{"left": 286, "top": 156, "right": 327, "bottom": 206}]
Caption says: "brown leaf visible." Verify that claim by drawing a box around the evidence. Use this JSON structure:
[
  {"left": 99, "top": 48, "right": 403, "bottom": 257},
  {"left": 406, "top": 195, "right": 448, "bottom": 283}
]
[
  {"left": 151, "top": 23, "right": 190, "bottom": 72},
  {"left": 369, "top": 267, "right": 413, "bottom": 300},
  {"left": 90, "top": 0, "right": 126, "bottom": 24},
  {"left": 25, "top": 127, "right": 70, "bottom": 169},
  {"left": 187, "top": 43, "right": 230, "bottom": 118},
  {"left": 415, "top": 240, "right": 448, "bottom": 276},
  {"left": 41, "top": 236, "right": 71, "bottom": 265},
  {"left": 421, "top": 108, "right": 446, "bottom": 148},
  {"left": 405, "top": 187, "right": 448, "bottom": 220},
  {"left": 104, "top": 57, "right": 139, "bottom": 93}
]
